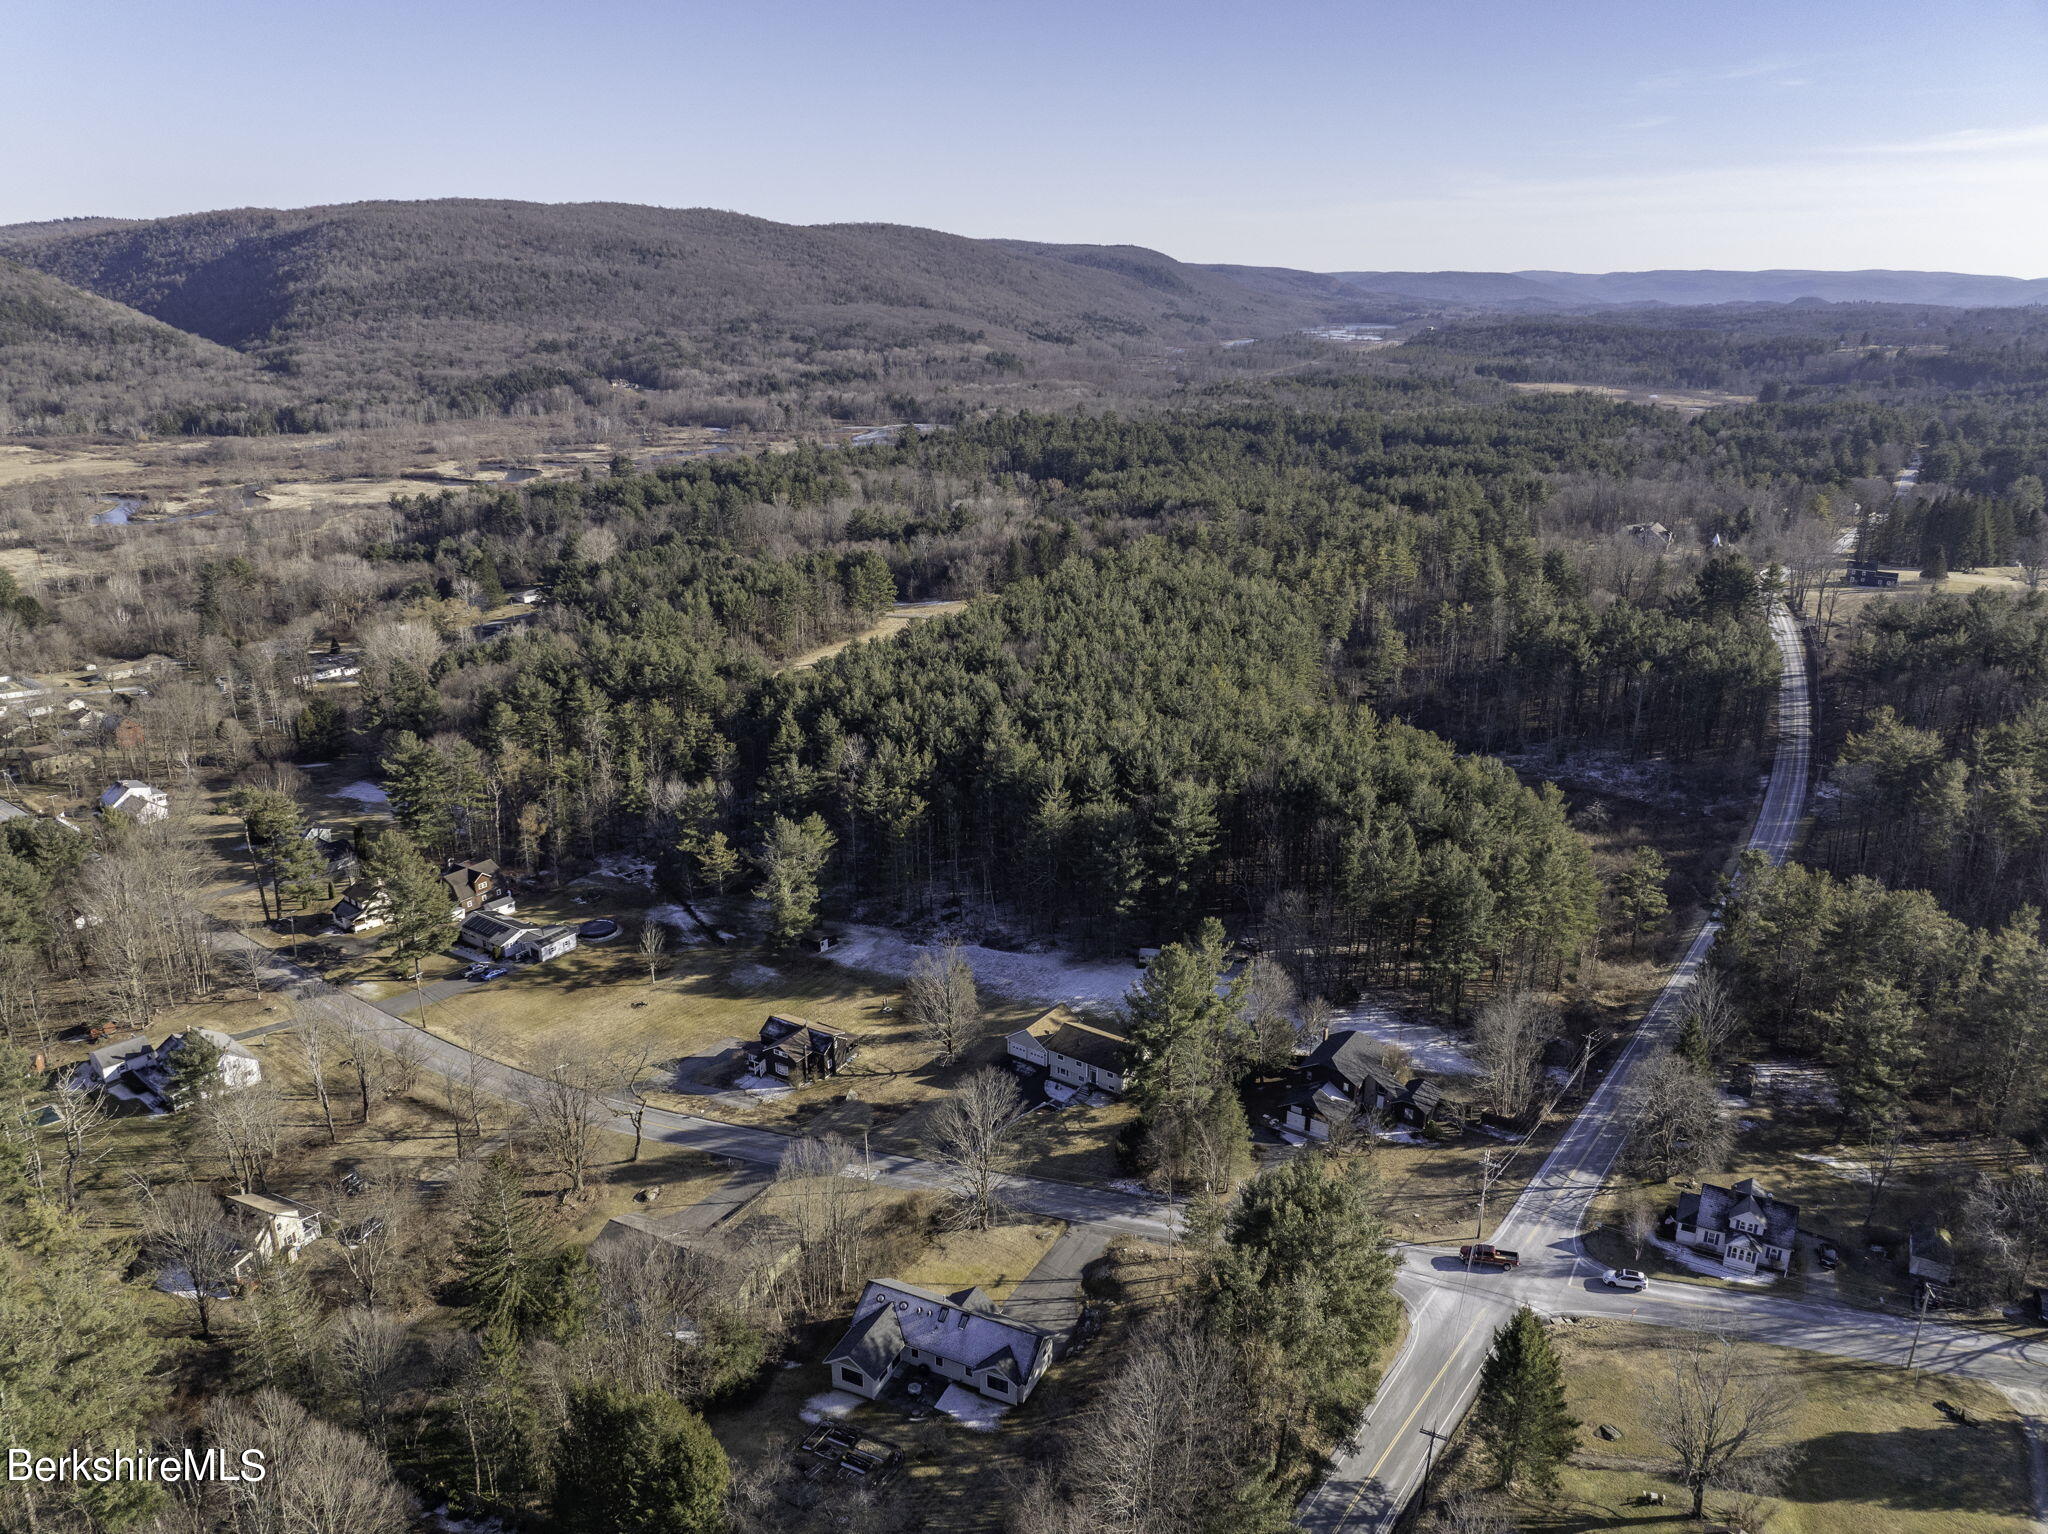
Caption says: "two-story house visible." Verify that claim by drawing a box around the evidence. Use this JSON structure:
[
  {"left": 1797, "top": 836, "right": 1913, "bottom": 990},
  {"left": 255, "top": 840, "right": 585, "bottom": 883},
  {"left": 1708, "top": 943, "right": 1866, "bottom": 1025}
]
[
  {"left": 1004, "top": 1006, "right": 1133, "bottom": 1098},
  {"left": 744, "top": 1015, "right": 857, "bottom": 1084},
  {"left": 824, "top": 1279, "right": 1055, "bottom": 1408},
  {"left": 1674, "top": 1177, "right": 1799, "bottom": 1275},
  {"left": 1265, "top": 1029, "right": 1447, "bottom": 1141}
]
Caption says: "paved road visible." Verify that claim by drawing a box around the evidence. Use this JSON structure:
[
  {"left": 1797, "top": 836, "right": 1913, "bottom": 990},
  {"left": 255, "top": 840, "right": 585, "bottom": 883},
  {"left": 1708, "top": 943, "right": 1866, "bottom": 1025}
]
[
  {"left": 211, "top": 930, "right": 1177, "bottom": 1242},
  {"left": 1299, "top": 602, "right": 1816, "bottom": 1533}
]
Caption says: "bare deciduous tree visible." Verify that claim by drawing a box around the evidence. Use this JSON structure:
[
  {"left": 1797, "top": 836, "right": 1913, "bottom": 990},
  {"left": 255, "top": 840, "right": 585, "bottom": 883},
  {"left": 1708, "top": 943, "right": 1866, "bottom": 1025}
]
[
  {"left": 922, "top": 1069, "right": 1024, "bottom": 1229},
  {"left": 44, "top": 1088, "right": 111, "bottom": 1211},
  {"left": 638, "top": 919, "right": 669, "bottom": 987},
  {"left": 1681, "top": 968, "right": 1742, "bottom": 1060},
  {"left": 517, "top": 1051, "right": 611, "bottom": 1204},
  {"left": 134, "top": 1180, "right": 240, "bottom": 1339},
  {"left": 200, "top": 1388, "right": 414, "bottom": 1533},
  {"left": 294, "top": 1010, "right": 341, "bottom": 1145},
  {"left": 775, "top": 1134, "right": 867, "bottom": 1312},
  {"left": 1645, "top": 1334, "right": 1800, "bottom": 1519},
  {"left": 1629, "top": 1050, "right": 1729, "bottom": 1178},
  {"left": 904, "top": 943, "right": 981, "bottom": 1065},
  {"left": 328, "top": 1308, "right": 411, "bottom": 1442},
  {"left": 1240, "top": 956, "right": 1300, "bottom": 1070},
  {"left": 1473, "top": 993, "right": 1559, "bottom": 1120},
  {"left": 193, "top": 1076, "right": 287, "bottom": 1193}
]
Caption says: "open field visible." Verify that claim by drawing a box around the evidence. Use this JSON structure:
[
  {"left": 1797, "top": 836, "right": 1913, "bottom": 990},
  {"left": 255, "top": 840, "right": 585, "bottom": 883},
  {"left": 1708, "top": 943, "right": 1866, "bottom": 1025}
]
[
  {"left": 1456, "top": 1318, "right": 2040, "bottom": 1534},
  {"left": 1505, "top": 380, "right": 1757, "bottom": 416}
]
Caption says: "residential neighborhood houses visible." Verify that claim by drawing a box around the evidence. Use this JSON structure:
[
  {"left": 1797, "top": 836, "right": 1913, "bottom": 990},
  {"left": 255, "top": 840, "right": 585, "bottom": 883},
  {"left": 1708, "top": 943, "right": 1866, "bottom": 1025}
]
[
  {"left": 744, "top": 1014, "right": 857, "bottom": 1084},
  {"left": 1260, "top": 1027, "right": 1455, "bottom": 1143}
]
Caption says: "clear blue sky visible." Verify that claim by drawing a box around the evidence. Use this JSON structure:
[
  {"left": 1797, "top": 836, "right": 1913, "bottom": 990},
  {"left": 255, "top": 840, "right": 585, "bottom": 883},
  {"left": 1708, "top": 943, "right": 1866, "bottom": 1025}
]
[{"left": 8, "top": 0, "right": 2046, "bottom": 273}]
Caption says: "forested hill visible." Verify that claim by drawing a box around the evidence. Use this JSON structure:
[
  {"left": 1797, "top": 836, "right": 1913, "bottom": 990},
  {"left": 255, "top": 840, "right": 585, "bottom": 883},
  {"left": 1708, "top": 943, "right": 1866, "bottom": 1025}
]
[
  {"left": 0, "top": 255, "right": 284, "bottom": 436},
  {"left": 0, "top": 200, "right": 1318, "bottom": 431}
]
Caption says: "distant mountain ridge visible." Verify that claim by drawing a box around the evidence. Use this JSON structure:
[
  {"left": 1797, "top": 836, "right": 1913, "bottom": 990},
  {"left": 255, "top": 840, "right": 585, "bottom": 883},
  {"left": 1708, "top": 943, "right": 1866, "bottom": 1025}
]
[{"left": 1205, "top": 265, "right": 2048, "bottom": 310}]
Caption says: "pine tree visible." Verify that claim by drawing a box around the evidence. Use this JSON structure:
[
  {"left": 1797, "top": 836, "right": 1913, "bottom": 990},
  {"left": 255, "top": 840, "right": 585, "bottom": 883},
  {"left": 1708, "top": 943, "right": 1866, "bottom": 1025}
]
[
  {"left": 1205, "top": 1151, "right": 1399, "bottom": 1467},
  {"left": 550, "top": 1384, "right": 729, "bottom": 1534},
  {"left": 381, "top": 731, "right": 459, "bottom": 854},
  {"left": 755, "top": 813, "right": 835, "bottom": 945},
  {"left": 455, "top": 1154, "right": 555, "bottom": 1337},
  {"left": 1125, "top": 919, "right": 1251, "bottom": 1193},
  {"left": 1676, "top": 1012, "right": 1713, "bottom": 1072},
  {"left": 359, "top": 829, "right": 453, "bottom": 982},
  {"left": 1615, "top": 847, "right": 1670, "bottom": 947},
  {"left": 1472, "top": 1306, "right": 1580, "bottom": 1492}
]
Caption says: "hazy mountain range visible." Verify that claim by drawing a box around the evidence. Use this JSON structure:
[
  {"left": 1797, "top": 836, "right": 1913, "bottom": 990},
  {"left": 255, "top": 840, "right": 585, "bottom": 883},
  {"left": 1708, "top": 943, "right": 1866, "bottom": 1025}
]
[{"left": 1, "top": 198, "right": 2041, "bottom": 434}]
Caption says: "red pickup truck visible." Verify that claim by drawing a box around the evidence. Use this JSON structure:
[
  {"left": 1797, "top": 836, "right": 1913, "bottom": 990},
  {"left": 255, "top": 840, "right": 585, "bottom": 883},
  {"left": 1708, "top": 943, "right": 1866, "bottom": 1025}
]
[{"left": 1459, "top": 1243, "right": 1520, "bottom": 1269}]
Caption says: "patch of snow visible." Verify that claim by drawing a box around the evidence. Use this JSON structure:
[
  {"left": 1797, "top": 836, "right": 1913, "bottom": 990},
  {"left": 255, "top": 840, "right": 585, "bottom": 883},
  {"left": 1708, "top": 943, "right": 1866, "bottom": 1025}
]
[
  {"left": 1475, "top": 1124, "right": 1525, "bottom": 1143},
  {"left": 427, "top": 1507, "right": 515, "bottom": 1534},
  {"left": 800, "top": 1390, "right": 866, "bottom": 1425},
  {"left": 1326, "top": 1003, "right": 1483, "bottom": 1077},
  {"left": 731, "top": 962, "right": 781, "bottom": 989},
  {"left": 1277, "top": 1129, "right": 1309, "bottom": 1147},
  {"left": 934, "top": 1384, "right": 1011, "bottom": 1430},
  {"left": 1376, "top": 1128, "right": 1429, "bottom": 1146},
  {"left": 646, "top": 904, "right": 715, "bottom": 943},
  {"left": 733, "top": 1073, "right": 793, "bottom": 1098},
  {"left": 1751, "top": 1063, "right": 1838, "bottom": 1109},
  {"left": 581, "top": 854, "right": 657, "bottom": 885},
  {"left": 818, "top": 923, "right": 1140, "bottom": 1008},
  {"left": 330, "top": 780, "right": 388, "bottom": 805},
  {"left": 1794, "top": 1150, "right": 1876, "bottom": 1183},
  {"left": 1105, "top": 1178, "right": 1151, "bottom": 1197},
  {"left": 155, "top": 1265, "right": 233, "bottom": 1300}
]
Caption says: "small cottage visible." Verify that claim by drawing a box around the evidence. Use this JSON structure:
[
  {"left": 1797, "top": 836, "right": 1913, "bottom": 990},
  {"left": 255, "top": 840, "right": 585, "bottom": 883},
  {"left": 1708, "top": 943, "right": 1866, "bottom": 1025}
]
[
  {"left": 824, "top": 1279, "right": 1055, "bottom": 1407},
  {"left": 745, "top": 1015, "right": 856, "bottom": 1083},
  {"left": 223, "top": 1193, "right": 323, "bottom": 1270},
  {"left": 1005, "top": 1006, "right": 1133, "bottom": 1096},
  {"left": 1674, "top": 1177, "right": 1799, "bottom": 1275},
  {"left": 1908, "top": 1223, "right": 1955, "bottom": 1285}
]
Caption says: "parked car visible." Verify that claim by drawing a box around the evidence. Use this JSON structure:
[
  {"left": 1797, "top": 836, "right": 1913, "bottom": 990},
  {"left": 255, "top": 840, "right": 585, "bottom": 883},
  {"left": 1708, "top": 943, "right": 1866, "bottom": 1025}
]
[
  {"left": 1602, "top": 1268, "right": 1648, "bottom": 1291},
  {"left": 1817, "top": 1242, "right": 1840, "bottom": 1269},
  {"left": 464, "top": 963, "right": 509, "bottom": 982}
]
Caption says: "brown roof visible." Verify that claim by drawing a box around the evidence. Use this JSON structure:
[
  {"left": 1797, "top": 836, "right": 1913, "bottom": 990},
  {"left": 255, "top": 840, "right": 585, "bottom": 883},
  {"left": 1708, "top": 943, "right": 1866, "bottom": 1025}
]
[{"left": 1017, "top": 1006, "right": 1132, "bottom": 1072}]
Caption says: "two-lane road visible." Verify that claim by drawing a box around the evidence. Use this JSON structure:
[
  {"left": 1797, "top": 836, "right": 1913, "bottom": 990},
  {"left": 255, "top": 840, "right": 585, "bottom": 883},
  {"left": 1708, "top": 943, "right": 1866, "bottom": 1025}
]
[{"left": 1300, "top": 603, "right": 1814, "bottom": 1532}]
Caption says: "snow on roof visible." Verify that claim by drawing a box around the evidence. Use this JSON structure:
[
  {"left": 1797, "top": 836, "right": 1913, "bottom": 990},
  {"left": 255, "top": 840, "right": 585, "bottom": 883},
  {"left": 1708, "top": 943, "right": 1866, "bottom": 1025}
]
[{"left": 836, "top": 1279, "right": 1050, "bottom": 1382}]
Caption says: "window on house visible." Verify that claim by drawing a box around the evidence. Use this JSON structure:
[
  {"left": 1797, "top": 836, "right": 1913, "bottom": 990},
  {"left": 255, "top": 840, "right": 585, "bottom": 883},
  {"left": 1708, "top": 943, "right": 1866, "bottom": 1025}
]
[
  {"left": 838, "top": 1366, "right": 861, "bottom": 1387},
  {"left": 984, "top": 1377, "right": 1009, "bottom": 1396}
]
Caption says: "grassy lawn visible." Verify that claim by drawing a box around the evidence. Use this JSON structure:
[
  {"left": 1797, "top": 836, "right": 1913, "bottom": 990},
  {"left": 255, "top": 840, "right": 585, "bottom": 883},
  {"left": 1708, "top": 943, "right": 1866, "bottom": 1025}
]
[
  {"left": 895, "top": 1219, "right": 1065, "bottom": 1302},
  {"left": 1364, "top": 1117, "right": 1569, "bottom": 1247},
  {"left": 1470, "top": 1319, "right": 2039, "bottom": 1534}
]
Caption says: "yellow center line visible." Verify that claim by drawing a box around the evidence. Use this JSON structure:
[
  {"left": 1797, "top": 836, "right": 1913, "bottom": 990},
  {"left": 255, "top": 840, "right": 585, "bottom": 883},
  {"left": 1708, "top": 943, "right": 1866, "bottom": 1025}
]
[{"left": 1334, "top": 1314, "right": 1488, "bottom": 1528}]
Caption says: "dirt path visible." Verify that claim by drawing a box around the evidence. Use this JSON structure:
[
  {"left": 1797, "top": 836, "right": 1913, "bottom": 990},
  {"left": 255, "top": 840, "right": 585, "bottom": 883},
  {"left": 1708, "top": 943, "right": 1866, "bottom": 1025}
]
[{"left": 783, "top": 600, "right": 966, "bottom": 671}]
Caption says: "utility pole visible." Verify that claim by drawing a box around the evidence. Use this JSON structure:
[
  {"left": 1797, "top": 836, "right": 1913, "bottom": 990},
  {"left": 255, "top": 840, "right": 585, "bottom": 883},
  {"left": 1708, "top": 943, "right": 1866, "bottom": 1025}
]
[
  {"left": 1906, "top": 1281, "right": 1943, "bottom": 1370},
  {"left": 1420, "top": 1424, "right": 1453, "bottom": 1505},
  {"left": 1474, "top": 1150, "right": 1508, "bottom": 1244}
]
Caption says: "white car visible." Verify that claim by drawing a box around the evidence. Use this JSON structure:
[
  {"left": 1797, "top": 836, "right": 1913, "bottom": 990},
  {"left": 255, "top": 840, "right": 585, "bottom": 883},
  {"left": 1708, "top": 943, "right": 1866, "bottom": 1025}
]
[{"left": 1603, "top": 1268, "right": 1648, "bottom": 1291}]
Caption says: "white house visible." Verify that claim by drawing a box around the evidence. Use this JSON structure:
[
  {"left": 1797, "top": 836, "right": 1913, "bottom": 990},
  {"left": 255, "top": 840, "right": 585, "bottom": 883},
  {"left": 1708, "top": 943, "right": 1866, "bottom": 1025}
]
[
  {"left": 823, "top": 1279, "right": 1055, "bottom": 1407},
  {"left": 98, "top": 780, "right": 169, "bottom": 823},
  {"left": 457, "top": 912, "right": 579, "bottom": 963},
  {"left": 1004, "top": 1006, "right": 1133, "bottom": 1097},
  {"left": 70, "top": 1028, "right": 261, "bottom": 1114},
  {"left": 1674, "top": 1177, "right": 1800, "bottom": 1275},
  {"left": 223, "top": 1193, "right": 323, "bottom": 1271}
]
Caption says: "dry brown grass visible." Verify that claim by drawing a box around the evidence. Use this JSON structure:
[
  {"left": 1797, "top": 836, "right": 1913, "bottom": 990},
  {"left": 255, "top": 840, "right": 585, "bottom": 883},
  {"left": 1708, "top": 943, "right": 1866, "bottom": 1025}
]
[
  {"left": 784, "top": 600, "right": 969, "bottom": 671},
  {"left": 1448, "top": 1318, "right": 2040, "bottom": 1534},
  {"left": 895, "top": 1220, "right": 1065, "bottom": 1302}
]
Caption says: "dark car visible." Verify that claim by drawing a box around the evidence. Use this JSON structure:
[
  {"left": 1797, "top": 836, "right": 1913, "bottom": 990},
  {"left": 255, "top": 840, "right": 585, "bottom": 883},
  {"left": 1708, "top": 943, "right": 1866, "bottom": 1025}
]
[{"left": 1817, "top": 1242, "right": 1840, "bottom": 1269}]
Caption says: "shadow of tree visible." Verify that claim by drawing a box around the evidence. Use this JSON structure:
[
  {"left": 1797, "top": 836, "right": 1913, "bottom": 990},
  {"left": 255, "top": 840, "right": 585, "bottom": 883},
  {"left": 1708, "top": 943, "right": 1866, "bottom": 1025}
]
[{"left": 1781, "top": 1420, "right": 2033, "bottom": 1517}]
